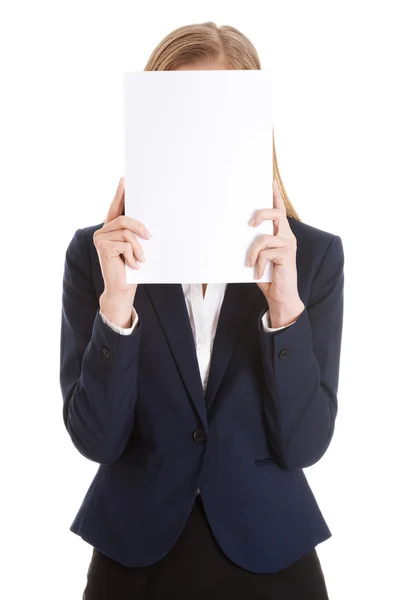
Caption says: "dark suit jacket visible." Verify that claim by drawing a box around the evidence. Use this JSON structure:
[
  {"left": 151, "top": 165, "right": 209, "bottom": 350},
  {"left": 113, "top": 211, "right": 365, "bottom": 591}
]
[{"left": 60, "top": 216, "right": 344, "bottom": 574}]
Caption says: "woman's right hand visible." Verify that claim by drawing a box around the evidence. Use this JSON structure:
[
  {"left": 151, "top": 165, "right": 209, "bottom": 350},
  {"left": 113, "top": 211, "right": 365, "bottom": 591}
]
[{"left": 94, "top": 178, "right": 151, "bottom": 328}]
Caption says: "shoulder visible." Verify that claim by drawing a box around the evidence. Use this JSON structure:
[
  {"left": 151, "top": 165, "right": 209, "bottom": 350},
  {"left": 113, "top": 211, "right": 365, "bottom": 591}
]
[
  {"left": 65, "top": 222, "right": 104, "bottom": 255},
  {"left": 63, "top": 223, "right": 104, "bottom": 281},
  {"left": 288, "top": 217, "right": 344, "bottom": 268},
  {"left": 73, "top": 223, "right": 104, "bottom": 243},
  {"left": 288, "top": 218, "right": 344, "bottom": 304},
  {"left": 288, "top": 217, "right": 341, "bottom": 250},
  {"left": 288, "top": 218, "right": 344, "bottom": 300},
  {"left": 63, "top": 223, "right": 105, "bottom": 295}
]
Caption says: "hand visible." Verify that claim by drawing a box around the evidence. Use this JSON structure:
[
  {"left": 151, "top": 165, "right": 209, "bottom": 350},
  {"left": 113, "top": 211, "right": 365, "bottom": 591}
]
[
  {"left": 246, "top": 179, "right": 305, "bottom": 327},
  {"left": 93, "top": 178, "right": 151, "bottom": 327}
]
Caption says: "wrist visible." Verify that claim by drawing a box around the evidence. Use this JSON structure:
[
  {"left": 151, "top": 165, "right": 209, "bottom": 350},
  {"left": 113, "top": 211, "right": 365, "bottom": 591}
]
[
  {"left": 99, "top": 291, "right": 134, "bottom": 328},
  {"left": 268, "top": 299, "right": 305, "bottom": 328}
]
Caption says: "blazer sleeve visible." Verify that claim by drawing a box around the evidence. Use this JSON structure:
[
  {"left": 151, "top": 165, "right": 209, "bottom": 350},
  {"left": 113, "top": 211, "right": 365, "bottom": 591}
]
[
  {"left": 258, "top": 234, "right": 344, "bottom": 471},
  {"left": 60, "top": 228, "right": 142, "bottom": 464}
]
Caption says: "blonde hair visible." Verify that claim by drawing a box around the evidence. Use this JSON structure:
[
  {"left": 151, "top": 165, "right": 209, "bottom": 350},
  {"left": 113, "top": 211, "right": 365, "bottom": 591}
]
[{"left": 144, "top": 21, "right": 301, "bottom": 221}]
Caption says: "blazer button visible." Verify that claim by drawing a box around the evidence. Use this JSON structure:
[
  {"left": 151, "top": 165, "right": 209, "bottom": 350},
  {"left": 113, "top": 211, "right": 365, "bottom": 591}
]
[
  {"left": 193, "top": 428, "right": 207, "bottom": 443},
  {"left": 102, "top": 347, "right": 111, "bottom": 359},
  {"left": 278, "top": 349, "right": 290, "bottom": 359}
]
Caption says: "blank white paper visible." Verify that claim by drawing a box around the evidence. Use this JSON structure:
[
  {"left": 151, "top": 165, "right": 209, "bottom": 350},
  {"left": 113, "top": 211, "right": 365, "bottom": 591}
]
[{"left": 123, "top": 69, "right": 274, "bottom": 284}]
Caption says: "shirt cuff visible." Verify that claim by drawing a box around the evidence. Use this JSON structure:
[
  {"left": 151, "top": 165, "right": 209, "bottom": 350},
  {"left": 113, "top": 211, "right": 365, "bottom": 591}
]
[
  {"left": 99, "top": 307, "right": 139, "bottom": 335},
  {"left": 261, "top": 309, "right": 297, "bottom": 332}
]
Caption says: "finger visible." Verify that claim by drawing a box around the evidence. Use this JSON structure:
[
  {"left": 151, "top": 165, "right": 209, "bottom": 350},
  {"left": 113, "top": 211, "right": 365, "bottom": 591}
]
[
  {"left": 246, "top": 234, "right": 287, "bottom": 267},
  {"left": 121, "top": 243, "right": 139, "bottom": 270},
  {"left": 96, "top": 215, "right": 151, "bottom": 240},
  {"left": 96, "top": 239, "right": 139, "bottom": 270},
  {"left": 254, "top": 254, "right": 271, "bottom": 280},
  {"left": 254, "top": 248, "right": 286, "bottom": 278},
  {"left": 273, "top": 179, "right": 292, "bottom": 236},
  {"left": 250, "top": 206, "right": 291, "bottom": 238},
  {"left": 250, "top": 207, "right": 285, "bottom": 228},
  {"left": 94, "top": 228, "right": 145, "bottom": 262},
  {"left": 248, "top": 179, "right": 287, "bottom": 226},
  {"left": 273, "top": 179, "right": 285, "bottom": 211},
  {"left": 105, "top": 178, "right": 125, "bottom": 225}
]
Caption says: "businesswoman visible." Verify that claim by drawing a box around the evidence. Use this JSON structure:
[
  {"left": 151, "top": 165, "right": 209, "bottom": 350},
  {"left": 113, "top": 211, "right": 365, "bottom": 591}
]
[{"left": 60, "top": 22, "right": 344, "bottom": 600}]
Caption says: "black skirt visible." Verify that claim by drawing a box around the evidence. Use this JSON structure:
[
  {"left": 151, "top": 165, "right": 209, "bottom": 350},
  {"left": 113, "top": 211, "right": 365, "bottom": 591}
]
[{"left": 83, "top": 495, "right": 329, "bottom": 600}]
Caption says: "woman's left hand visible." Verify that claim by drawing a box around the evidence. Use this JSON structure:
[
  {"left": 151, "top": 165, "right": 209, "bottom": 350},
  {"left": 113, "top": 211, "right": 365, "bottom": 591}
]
[{"left": 246, "top": 180, "right": 305, "bottom": 328}]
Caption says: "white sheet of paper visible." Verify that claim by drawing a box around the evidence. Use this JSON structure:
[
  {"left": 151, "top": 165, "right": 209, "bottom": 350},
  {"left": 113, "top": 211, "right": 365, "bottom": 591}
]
[{"left": 123, "top": 69, "right": 274, "bottom": 284}]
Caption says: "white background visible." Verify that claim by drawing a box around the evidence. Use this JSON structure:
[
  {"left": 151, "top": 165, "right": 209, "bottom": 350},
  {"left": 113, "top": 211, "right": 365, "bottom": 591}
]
[{"left": 1, "top": 1, "right": 399, "bottom": 598}]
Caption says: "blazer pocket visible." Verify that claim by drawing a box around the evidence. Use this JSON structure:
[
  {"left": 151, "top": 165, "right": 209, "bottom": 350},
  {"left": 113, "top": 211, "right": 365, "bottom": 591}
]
[
  {"left": 254, "top": 457, "right": 275, "bottom": 465},
  {"left": 119, "top": 440, "right": 151, "bottom": 466}
]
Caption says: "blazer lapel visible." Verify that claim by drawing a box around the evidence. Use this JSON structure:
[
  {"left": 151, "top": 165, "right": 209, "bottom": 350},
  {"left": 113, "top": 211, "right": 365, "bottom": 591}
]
[
  {"left": 204, "top": 283, "right": 268, "bottom": 412},
  {"left": 145, "top": 284, "right": 208, "bottom": 427}
]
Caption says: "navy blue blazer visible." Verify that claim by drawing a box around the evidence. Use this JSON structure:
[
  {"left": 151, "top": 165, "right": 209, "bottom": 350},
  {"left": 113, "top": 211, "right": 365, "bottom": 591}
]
[{"left": 60, "top": 216, "right": 344, "bottom": 574}]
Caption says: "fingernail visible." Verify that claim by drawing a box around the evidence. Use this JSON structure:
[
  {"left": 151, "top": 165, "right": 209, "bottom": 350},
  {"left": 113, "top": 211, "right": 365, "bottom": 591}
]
[
  {"left": 140, "top": 253, "right": 145, "bottom": 262},
  {"left": 249, "top": 217, "right": 255, "bottom": 226},
  {"left": 145, "top": 229, "right": 152, "bottom": 238}
]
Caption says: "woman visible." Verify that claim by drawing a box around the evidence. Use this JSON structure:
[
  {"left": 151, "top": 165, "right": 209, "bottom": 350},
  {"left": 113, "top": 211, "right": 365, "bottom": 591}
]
[{"left": 60, "top": 22, "right": 344, "bottom": 600}]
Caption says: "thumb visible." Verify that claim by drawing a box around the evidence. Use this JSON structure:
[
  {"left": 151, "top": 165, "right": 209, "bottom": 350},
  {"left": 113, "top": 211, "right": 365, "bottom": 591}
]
[
  {"left": 105, "top": 178, "right": 125, "bottom": 225},
  {"left": 273, "top": 179, "right": 285, "bottom": 211}
]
